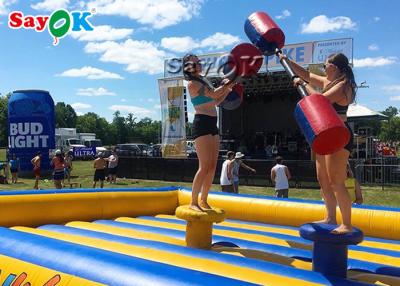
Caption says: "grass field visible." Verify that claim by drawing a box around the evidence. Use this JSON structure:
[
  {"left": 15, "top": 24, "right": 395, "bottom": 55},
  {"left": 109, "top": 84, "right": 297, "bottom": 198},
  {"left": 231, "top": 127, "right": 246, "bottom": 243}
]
[{"left": 1, "top": 148, "right": 399, "bottom": 207}]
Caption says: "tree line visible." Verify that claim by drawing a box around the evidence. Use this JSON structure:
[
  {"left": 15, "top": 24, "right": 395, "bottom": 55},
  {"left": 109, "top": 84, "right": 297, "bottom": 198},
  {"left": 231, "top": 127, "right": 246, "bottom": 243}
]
[
  {"left": 0, "top": 94, "right": 162, "bottom": 147},
  {"left": 0, "top": 93, "right": 399, "bottom": 147}
]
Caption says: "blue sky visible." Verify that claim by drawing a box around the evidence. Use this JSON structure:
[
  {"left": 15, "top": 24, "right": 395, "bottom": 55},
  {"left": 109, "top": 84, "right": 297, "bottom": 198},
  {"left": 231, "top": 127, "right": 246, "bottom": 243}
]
[{"left": 0, "top": 0, "right": 399, "bottom": 122}]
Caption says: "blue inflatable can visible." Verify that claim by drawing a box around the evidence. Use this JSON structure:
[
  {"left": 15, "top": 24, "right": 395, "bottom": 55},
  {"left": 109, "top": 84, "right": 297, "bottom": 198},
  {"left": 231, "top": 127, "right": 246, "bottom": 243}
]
[{"left": 7, "top": 90, "right": 55, "bottom": 172}]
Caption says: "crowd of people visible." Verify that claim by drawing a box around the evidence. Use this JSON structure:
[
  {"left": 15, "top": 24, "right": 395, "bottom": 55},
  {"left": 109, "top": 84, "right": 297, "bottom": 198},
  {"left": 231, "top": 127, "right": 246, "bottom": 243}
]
[
  {"left": 376, "top": 142, "right": 398, "bottom": 157},
  {"left": 0, "top": 150, "right": 119, "bottom": 190}
]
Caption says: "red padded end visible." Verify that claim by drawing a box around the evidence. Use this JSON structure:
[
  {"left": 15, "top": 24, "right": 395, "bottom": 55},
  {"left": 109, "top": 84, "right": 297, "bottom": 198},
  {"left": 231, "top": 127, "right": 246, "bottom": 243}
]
[
  {"left": 299, "top": 94, "right": 350, "bottom": 155},
  {"left": 248, "top": 12, "right": 285, "bottom": 49}
]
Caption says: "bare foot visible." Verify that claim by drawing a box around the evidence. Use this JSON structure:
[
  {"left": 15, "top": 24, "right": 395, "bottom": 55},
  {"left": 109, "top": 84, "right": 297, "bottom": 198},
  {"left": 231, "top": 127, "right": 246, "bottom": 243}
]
[
  {"left": 331, "top": 224, "right": 352, "bottom": 234},
  {"left": 199, "top": 201, "right": 212, "bottom": 210},
  {"left": 189, "top": 204, "right": 203, "bottom": 212},
  {"left": 313, "top": 218, "right": 337, "bottom": 225}
]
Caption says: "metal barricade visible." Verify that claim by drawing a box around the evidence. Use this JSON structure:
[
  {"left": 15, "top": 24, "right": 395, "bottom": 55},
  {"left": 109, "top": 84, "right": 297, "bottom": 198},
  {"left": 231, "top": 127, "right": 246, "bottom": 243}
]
[{"left": 355, "top": 164, "right": 400, "bottom": 189}]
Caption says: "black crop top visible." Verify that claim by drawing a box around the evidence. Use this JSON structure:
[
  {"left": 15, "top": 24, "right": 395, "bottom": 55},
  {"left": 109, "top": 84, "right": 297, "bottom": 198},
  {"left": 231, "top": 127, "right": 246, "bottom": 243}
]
[{"left": 333, "top": 102, "right": 348, "bottom": 115}]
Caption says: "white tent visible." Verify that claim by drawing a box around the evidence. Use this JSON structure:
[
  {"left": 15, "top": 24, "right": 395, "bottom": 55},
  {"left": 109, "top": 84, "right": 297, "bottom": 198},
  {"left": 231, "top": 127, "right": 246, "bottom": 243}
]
[{"left": 347, "top": 104, "right": 388, "bottom": 120}]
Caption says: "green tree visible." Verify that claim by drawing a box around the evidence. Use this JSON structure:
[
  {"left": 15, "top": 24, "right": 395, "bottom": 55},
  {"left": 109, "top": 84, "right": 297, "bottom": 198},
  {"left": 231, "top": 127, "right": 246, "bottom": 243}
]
[
  {"left": 381, "top": 106, "right": 398, "bottom": 119},
  {"left": 135, "top": 117, "right": 161, "bottom": 144},
  {"left": 76, "top": 112, "right": 115, "bottom": 145},
  {"left": 379, "top": 117, "right": 400, "bottom": 142},
  {"left": 112, "top": 111, "right": 129, "bottom": 144},
  {"left": 0, "top": 93, "right": 11, "bottom": 147},
  {"left": 76, "top": 112, "right": 98, "bottom": 133},
  {"left": 55, "top": 102, "right": 77, "bottom": 128}
]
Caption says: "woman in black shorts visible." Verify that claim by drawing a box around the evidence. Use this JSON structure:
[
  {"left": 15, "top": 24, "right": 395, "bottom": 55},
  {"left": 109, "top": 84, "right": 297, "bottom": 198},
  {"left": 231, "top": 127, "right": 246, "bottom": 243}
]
[
  {"left": 279, "top": 53, "right": 357, "bottom": 234},
  {"left": 183, "top": 54, "right": 235, "bottom": 211}
]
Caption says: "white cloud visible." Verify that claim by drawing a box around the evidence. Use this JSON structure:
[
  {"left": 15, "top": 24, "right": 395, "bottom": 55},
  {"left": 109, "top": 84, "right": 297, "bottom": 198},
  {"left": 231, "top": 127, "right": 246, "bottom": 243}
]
[
  {"left": 161, "top": 36, "right": 195, "bottom": 53},
  {"left": 0, "top": 0, "right": 16, "bottom": 15},
  {"left": 121, "top": 98, "right": 127, "bottom": 102},
  {"left": 84, "top": 39, "right": 167, "bottom": 74},
  {"left": 161, "top": 32, "right": 240, "bottom": 53},
  {"left": 109, "top": 105, "right": 153, "bottom": 118},
  {"left": 71, "top": 102, "right": 92, "bottom": 109},
  {"left": 353, "top": 56, "right": 397, "bottom": 68},
  {"left": 390, "top": 96, "right": 400, "bottom": 101},
  {"left": 76, "top": 87, "right": 116, "bottom": 97},
  {"left": 373, "top": 16, "right": 380, "bottom": 22},
  {"left": 86, "top": 0, "right": 204, "bottom": 29},
  {"left": 200, "top": 33, "right": 240, "bottom": 50},
  {"left": 301, "top": 15, "right": 357, "bottom": 34},
  {"left": 58, "top": 66, "right": 124, "bottom": 80},
  {"left": 275, "top": 9, "right": 291, "bottom": 20},
  {"left": 368, "top": 44, "right": 379, "bottom": 51},
  {"left": 382, "top": 85, "right": 400, "bottom": 92},
  {"left": 31, "top": 0, "right": 70, "bottom": 11},
  {"left": 70, "top": 25, "right": 133, "bottom": 42},
  {"left": 76, "top": 111, "right": 85, "bottom": 116},
  {"left": 153, "top": 104, "right": 161, "bottom": 109}
]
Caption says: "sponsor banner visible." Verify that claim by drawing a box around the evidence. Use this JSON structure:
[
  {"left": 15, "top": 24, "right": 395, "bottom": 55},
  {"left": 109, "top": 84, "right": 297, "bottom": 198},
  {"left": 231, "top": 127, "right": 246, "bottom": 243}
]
[
  {"left": 164, "top": 52, "right": 268, "bottom": 78},
  {"left": 313, "top": 38, "right": 353, "bottom": 64},
  {"left": 158, "top": 79, "right": 187, "bottom": 158},
  {"left": 73, "top": 147, "right": 96, "bottom": 158},
  {"left": 266, "top": 42, "right": 313, "bottom": 68}
]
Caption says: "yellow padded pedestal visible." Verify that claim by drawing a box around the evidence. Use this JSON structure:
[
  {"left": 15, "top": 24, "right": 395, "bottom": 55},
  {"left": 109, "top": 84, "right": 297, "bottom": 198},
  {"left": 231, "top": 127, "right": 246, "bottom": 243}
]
[{"left": 175, "top": 205, "right": 226, "bottom": 249}]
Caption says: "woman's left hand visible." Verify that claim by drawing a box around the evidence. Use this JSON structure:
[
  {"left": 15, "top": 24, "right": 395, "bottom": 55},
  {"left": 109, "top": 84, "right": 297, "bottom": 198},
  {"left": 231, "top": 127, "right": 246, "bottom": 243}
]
[{"left": 293, "top": 78, "right": 304, "bottom": 87}]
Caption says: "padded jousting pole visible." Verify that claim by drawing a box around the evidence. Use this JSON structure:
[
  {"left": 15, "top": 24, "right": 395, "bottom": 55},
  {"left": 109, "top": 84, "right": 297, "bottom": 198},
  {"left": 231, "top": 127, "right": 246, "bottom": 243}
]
[{"left": 245, "top": 12, "right": 350, "bottom": 155}]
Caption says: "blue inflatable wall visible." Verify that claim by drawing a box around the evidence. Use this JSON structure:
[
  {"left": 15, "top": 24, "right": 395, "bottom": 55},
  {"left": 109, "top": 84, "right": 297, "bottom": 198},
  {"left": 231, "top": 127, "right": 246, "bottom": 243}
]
[{"left": 7, "top": 90, "right": 55, "bottom": 172}]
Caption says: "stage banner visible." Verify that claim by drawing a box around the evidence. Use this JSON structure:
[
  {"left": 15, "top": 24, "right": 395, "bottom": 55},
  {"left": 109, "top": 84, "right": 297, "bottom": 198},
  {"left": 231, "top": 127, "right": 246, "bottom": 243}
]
[
  {"left": 266, "top": 42, "right": 313, "bottom": 69},
  {"left": 158, "top": 79, "right": 187, "bottom": 158},
  {"left": 313, "top": 38, "right": 353, "bottom": 64}
]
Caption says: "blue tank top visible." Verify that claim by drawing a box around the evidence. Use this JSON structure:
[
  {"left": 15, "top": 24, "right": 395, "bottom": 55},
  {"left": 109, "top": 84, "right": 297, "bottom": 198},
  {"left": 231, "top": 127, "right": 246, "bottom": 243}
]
[{"left": 190, "top": 85, "right": 214, "bottom": 106}]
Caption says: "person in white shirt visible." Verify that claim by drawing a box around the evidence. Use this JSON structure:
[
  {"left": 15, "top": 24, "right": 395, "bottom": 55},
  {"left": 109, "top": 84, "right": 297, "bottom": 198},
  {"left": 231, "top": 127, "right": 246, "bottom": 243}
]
[
  {"left": 271, "top": 156, "right": 291, "bottom": 198},
  {"left": 220, "top": 151, "right": 235, "bottom": 193},
  {"left": 107, "top": 150, "right": 119, "bottom": 184},
  {"left": 232, "top": 152, "right": 256, "bottom": 194}
]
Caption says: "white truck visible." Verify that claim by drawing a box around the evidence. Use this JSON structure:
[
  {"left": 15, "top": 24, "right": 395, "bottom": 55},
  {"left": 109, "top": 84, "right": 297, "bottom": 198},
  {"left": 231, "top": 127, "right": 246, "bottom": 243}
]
[
  {"left": 55, "top": 128, "right": 107, "bottom": 158},
  {"left": 55, "top": 128, "right": 85, "bottom": 152},
  {"left": 79, "top": 133, "right": 107, "bottom": 154}
]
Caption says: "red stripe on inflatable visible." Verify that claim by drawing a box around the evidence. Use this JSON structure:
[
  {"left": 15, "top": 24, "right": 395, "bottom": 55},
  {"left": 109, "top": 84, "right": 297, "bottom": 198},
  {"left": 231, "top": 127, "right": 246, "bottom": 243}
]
[
  {"left": 248, "top": 12, "right": 285, "bottom": 49},
  {"left": 299, "top": 94, "right": 350, "bottom": 155}
]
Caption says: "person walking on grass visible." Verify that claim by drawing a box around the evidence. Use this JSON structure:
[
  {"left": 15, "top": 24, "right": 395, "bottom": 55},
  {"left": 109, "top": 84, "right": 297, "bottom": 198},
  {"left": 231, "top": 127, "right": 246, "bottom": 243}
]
[
  {"left": 107, "top": 150, "right": 119, "bottom": 184},
  {"left": 51, "top": 150, "right": 65, "bottom": 189},
  {"left": 31, "top": 151, "right": 41, "bottom": 190},
  {"left": 9, "top": 154, "right": 20, "bottom": 184},
  {"left": 220, "top": 151, "right": 235, "bottom": 193},
  {"left": 64, "top": 151, "right": 73, "bottom": 184},
  {"left": 232, "top": 152, "right": 256, "bottom": 194},
  {"left": 271, "top": 156, "right": 291, "bottom": 198},
  {"left": 93, "top": 153, "right": 107, "bottom": 189}
]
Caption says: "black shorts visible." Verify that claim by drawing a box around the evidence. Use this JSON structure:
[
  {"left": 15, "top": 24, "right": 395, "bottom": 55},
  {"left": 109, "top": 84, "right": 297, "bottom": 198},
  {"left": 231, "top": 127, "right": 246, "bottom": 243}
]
[
  {"left": 94, "top": 169, "right": 106, "bottom": 181},
  {"left": 10, "top": 168, "right": 18, "bottom": 173},
  {"left": 109, "top": 167, "right": 118, "bottom": 175},
  {"left": 221, "top": 185, "right": 234, "bottom": 193},
  {"left": 344, "top": 122, "right": 354, "bottom": 153},
  {"left": 192, "top": 114, "right": 218, "bottom": 139}
]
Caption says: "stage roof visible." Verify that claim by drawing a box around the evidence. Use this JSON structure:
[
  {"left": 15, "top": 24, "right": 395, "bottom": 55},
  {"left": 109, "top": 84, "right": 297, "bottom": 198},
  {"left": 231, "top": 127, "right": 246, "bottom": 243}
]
[{"left": 347, "top": 104, "right": 388, "bottom": 120}]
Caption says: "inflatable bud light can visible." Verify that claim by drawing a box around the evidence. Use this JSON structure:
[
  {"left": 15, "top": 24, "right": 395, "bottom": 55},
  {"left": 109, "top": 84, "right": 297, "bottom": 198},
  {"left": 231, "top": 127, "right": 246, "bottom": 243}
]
[{"left": 8, "top": 90, "right": 55, "bottom": 172}]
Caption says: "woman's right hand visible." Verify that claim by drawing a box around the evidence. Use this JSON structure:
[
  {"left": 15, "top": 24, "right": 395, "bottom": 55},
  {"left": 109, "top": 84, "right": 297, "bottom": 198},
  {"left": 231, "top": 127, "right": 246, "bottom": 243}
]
[
  {"left": 221, "top": 78, "right": 231, "bottom": 85},
  {"left": 278, "top": 53, "right": 288, "bottom": 61}
]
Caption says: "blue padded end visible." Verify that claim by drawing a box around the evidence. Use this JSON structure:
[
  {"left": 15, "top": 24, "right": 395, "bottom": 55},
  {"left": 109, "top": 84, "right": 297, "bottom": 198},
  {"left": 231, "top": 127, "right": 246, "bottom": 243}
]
[{"left": 299, "top": 223, "right": 364, "bottom": 245}]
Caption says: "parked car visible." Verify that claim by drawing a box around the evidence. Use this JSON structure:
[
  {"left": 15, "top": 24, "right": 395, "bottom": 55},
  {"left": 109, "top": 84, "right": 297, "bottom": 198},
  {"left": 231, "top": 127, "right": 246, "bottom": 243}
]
[
  {"left": 150, "top": 144, "right": 162, "bottom": 157},
  {"left": 116, "top": 143, "right": 151, "bottom": 157},
  {"left": 116, "top": 144, "right": 142, "bottom": 157}
]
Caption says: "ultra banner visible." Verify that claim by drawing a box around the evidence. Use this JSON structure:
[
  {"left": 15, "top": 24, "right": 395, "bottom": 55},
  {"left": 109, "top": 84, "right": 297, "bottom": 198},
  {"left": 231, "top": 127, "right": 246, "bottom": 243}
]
[{"left": 158, "top": 79, "right": 186, "bottom": 158}]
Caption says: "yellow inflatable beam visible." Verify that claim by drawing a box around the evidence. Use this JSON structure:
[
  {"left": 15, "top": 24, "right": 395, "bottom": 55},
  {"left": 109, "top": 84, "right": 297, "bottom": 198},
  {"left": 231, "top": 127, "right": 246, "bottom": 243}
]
[
  {"left": 175, "top": 205, "right": 225, "bottom": 249},
  {"left": 1, "top": 188, "right": 400, "bottom": 241}
]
